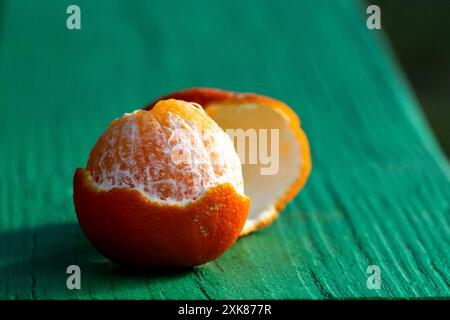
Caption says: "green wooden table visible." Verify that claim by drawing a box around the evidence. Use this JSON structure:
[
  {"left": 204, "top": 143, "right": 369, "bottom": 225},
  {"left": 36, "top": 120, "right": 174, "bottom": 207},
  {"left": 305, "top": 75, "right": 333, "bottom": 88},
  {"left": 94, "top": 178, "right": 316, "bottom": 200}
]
[{"left": 0, "top": 0, "right": 449, "bottom": 299}]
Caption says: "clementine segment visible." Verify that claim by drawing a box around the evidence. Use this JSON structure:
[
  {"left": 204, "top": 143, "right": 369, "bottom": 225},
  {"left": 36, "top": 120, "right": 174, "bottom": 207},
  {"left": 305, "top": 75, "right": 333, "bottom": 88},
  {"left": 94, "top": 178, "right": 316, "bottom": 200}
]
[
  {"left": 87, "top": 100, "right": 244, "bottom": 202},
  {"left": 74, "top": 99, "right": 250, "bottom": 268}
]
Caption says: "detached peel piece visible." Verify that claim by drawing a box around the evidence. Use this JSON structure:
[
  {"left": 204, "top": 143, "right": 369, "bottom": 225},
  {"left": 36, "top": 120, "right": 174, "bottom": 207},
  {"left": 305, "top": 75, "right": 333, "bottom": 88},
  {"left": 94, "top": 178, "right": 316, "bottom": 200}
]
[
  {"left": 147, "top": 88, "right": 312, "bottom": 236},
  {"left": 73, "top": 99, "right": 250, "bottom": 268}
]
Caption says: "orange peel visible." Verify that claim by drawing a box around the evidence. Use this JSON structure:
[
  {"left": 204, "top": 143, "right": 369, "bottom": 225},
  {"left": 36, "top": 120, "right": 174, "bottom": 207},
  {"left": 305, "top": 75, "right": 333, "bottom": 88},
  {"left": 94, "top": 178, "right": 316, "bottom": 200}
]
[
  {"left": 147, "top": 88, "right": 311, "bottom": 236},
  {"left": 73, "top": 99, "right": 250, "bottom": 268}
]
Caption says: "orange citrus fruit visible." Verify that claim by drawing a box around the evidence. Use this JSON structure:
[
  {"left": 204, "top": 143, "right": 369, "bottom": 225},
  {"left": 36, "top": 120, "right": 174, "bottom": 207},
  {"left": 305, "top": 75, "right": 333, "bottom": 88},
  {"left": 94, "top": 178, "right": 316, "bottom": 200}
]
[
  {"left": 73, "top": 99, "right": 250, "bottom": 268},
  {"left": 147, "top": 88, "right": 311, "bottom": 236}
]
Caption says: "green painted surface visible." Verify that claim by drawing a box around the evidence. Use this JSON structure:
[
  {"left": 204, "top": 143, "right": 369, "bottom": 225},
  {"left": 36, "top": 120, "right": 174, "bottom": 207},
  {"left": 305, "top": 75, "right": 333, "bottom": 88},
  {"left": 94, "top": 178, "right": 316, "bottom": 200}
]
[{"left": 0, "top": 0, "right": 449, "bottom": 299}]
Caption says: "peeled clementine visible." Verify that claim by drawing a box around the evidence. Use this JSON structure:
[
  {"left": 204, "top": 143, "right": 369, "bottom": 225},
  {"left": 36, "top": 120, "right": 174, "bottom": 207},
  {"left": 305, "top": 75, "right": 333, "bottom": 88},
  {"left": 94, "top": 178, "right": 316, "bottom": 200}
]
[
  {"left": 147, "top": 88, "right": 312, "bottom": 236},
  {"left": 73, "top": 99, "right": 250, "bottom": 268}
]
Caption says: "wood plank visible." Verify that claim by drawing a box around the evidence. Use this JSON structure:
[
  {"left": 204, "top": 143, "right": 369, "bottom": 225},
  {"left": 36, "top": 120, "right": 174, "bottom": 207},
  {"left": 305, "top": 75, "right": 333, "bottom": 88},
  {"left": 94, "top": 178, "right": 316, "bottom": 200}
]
[{"left": 0, "top": 0, "right": 448, "bottom": 299}]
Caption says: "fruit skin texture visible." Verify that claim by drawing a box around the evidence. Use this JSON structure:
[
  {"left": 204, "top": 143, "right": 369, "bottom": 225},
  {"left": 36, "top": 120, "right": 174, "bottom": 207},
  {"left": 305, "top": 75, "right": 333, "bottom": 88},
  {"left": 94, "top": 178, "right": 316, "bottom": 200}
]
[
  {"left": 146, "top": 88, "right": 312, "bottom": 236},
  {"left": 73, "top": 99, "right": 250, "bottom": 268},
  {"left": 74, "top": 169, "right": 249, "bottom": 268}
]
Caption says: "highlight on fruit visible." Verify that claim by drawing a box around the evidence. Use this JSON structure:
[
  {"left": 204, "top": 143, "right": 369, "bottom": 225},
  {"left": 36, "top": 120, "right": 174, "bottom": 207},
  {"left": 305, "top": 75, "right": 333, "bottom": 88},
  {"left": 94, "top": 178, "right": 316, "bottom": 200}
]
[{"left": 73, "top": 88, "right": 311, "bottom": 268}]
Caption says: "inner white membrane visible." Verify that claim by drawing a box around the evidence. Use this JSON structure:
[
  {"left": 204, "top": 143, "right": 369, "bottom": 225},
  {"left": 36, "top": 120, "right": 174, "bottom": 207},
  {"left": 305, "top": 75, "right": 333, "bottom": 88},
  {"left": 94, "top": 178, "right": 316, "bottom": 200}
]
[
  {"left": 88, "top": 105, "right": 244, "bottom": 205},
  {"left": 207, "top": 102, "right": 303, "bottom": 230}
]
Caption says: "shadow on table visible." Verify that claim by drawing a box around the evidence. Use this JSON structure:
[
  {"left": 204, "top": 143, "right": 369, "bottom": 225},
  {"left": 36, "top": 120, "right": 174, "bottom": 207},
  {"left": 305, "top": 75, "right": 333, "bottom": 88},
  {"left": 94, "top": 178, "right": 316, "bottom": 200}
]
[{"left": 0, "top": 223, "right": 193, "bottom": 299}]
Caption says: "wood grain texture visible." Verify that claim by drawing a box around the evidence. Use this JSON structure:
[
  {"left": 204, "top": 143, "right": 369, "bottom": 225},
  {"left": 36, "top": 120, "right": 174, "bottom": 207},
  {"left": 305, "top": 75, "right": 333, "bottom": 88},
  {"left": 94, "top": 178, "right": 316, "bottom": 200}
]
[{"left": 0, "top": 0, "right": 448, "bottom": 299}]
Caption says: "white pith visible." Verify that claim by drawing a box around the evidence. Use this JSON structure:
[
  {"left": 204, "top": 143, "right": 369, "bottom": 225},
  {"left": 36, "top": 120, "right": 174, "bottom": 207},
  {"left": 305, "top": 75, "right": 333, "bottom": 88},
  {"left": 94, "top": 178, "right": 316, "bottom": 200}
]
[
  {"left": 88, "top": 104, "right": 245, "bottom": 205},
  {"left": 207, "top": 102, "right": 303, "bottom": 232}
]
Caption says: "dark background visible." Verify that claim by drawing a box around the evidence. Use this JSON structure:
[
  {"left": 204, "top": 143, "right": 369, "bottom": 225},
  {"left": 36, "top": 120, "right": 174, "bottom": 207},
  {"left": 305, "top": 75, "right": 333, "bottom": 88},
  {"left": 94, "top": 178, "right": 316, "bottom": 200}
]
[{"left": 376, "top": 0, "right": 450, "bottom": 158}]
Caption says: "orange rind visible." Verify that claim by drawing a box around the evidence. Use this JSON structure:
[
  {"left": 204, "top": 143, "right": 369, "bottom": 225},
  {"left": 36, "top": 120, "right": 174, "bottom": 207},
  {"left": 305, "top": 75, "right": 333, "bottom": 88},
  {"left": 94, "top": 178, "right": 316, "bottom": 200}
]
[
  {"left": 73, "top": 99, "right": 250, "bottom": 268},
  {"left": 147, "top": 88, "right": 311, "bottom": 236}
]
